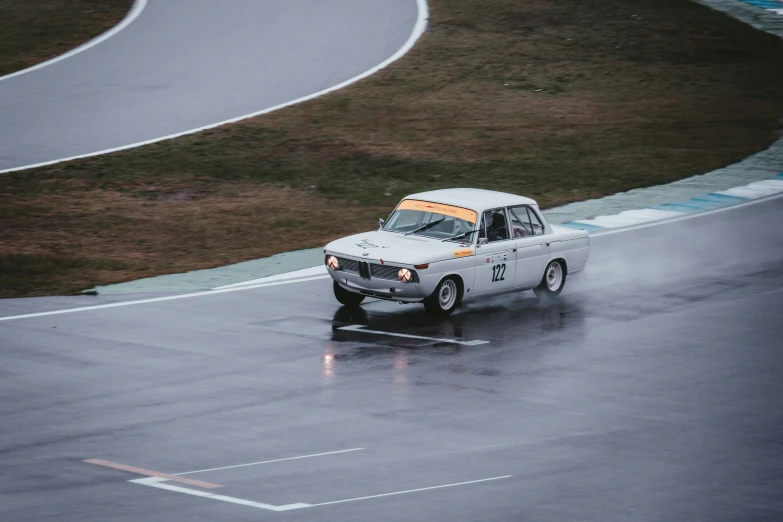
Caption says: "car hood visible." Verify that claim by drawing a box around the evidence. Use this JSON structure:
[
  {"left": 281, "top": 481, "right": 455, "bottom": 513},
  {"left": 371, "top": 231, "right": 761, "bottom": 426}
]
[{"left": 324, "top": 230, "right": 474, "bottom": 265}]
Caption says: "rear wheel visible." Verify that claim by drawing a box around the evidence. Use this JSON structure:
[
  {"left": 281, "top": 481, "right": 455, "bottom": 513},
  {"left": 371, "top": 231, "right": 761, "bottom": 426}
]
[
  {"left": 534, "top": 260, "right": 566, "bottom": 298},
  {"left": 333, "top": 281, "right": 365, "bottom": 307},
  {"left": 423, "top": 277, "right": 460, "bottom": 317}
]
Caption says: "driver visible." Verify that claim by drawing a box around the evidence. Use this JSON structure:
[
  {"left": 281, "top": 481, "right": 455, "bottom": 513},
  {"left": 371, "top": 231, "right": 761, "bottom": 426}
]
[{"left": 486, "top": 212, "right": 507, "bottom": 242}]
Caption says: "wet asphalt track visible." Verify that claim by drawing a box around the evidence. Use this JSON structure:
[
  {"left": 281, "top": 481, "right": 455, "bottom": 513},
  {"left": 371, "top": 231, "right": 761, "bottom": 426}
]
[
  {"left": 1, "top": 196, "right": 782, "bottom": 521},
  {"left": 0, "top": 0, "right": 419, "bottom": 172}
]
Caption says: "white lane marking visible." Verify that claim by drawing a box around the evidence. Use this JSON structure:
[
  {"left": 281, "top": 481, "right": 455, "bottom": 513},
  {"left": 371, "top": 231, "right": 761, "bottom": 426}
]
[
  {"left": 131, "top": 474, "right": 512, "bottom": 511},
  {"left": 0, "top": 0, "right": 429, "bottom": 174},
  {"left": 215, "top": 266, "right": 328, "bottom": 290},
  {"left": 338, "top": 324, "right": 489, "bottom": 346},
  {"left": 174, "top": 448, "right": 364, "bottom": 476},
  {"left": 0, "top": 275, "right": 330, "bottom": 323},
  {"left": 307, "top": 475, "right": 513, "bottom": 507},
  {"left": 591, "top": 190, "right": 783, "bottom": 237},
  {"left": 0, "top": 0, "right": 148, "bottom": 83},
  {"left": 130, "top": 477, "right": 309, "bottom": 511}
]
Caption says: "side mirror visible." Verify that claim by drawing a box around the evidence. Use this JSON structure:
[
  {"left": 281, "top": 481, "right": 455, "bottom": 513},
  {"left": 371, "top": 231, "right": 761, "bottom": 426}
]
[
  {"left": 378, "top": 218, "right": 385, "bottom": 229},
  {"left": 478, "top": 237, "right": 488, "bottom": 246}
]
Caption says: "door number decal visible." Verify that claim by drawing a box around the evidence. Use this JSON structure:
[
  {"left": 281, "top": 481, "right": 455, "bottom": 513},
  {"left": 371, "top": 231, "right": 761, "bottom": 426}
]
[{"left": 491, "top": 263, "right": 506, "bottom": 282}]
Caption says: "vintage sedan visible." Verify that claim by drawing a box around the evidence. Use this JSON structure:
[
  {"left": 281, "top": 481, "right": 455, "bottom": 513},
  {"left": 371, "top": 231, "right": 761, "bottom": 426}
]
[{"left": 324, "top": 189, "right": 590, "bottom": 316}]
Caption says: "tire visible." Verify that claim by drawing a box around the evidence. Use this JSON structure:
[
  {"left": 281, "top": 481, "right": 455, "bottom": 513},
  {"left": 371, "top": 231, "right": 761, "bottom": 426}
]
[
  {"left": 423, "top": 277, "right": 461, "bottom": 317},
  {"left": 333, "top": 281, "right": 365, "bottom": 307},
  {"left": 534, "top": 260, "right": 566, "bottom": 298}
]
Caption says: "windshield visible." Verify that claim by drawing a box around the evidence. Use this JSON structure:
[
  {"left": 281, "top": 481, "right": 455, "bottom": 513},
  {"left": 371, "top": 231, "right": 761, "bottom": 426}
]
[{"left": 383, "top": 199, "right": 478, "bottom": 241}]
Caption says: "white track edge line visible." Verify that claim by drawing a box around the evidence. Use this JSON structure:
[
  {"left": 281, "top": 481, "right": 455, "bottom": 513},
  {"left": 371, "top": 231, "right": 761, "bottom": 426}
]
[
  {"left": 0, "top": 275, "right": 330, "bottom": 322},
  {"left": 0, "top": 0, "right": 429, "bottom": 174},
  {"left": 0, "top": 0, "right": 148, "bottom": 84},
  {"left": 174, "top": 448, "right": 364, "bottom": 475},
  {"left": 214, "top": 266, "right": 329, "bottom": 290}
]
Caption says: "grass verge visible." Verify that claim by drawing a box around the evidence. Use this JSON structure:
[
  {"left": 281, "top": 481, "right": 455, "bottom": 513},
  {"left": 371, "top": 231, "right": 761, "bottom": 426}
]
[
  {"left": 2, "top": 0, "right": 783, "bottom": 297},
  {"left": 0, "top": 0, "right": 132, "bottom": 76}
]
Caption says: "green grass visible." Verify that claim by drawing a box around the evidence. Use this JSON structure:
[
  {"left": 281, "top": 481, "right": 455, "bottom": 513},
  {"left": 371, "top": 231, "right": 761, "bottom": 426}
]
[
  {"left": 2, "top": 0, "right": 783, "bottom": 296},
  {"left": 0, "top": 0, "right": 132, "bottom": 76}
]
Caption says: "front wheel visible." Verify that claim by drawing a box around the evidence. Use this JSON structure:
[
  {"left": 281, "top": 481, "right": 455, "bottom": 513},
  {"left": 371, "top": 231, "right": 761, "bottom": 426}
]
[
  {"left": 423, "top": 277, "right": 460, "bottom": 317},
  {"left": 333, "top": 281, "right": 365, "bottom": 307},
  {"left": 534, "top": 260, "right": 566, "bottom": 298}
]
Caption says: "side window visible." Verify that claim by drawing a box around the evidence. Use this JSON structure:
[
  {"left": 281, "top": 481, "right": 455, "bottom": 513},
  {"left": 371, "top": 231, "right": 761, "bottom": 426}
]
[
  {"left": 480, "top": 209, "right": 509, "bottom": 243},
  {"left": 526, "top": 207, "right": 544, "bottom": 235},
  {"left": 509, "top": 206, "right": 544, "bottom": 237}
]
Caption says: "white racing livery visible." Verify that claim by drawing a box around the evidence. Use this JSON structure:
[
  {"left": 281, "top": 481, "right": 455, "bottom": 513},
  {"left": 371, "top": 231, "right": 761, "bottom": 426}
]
[{"left": 324, "top": 189, "right": 590, "bottom": 316}]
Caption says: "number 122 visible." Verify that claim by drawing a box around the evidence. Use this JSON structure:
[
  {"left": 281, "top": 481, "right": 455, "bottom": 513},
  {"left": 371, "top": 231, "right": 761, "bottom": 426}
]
[{"left": 492, "top": 263, "right": 506, "bottom": 282}]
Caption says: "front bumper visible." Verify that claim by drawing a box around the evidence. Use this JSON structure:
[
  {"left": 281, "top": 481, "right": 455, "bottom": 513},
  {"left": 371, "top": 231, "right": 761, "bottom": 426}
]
[
  {"left": 325, "top": 252, "right": 432, "bottom": 302},
  {"left": 328, "top": 269, "right": 427, "bottom": 302}
]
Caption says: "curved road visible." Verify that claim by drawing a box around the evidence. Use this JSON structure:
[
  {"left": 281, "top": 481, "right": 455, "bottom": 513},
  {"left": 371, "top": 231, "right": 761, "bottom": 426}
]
[
  {"left": 0, "top": 0, "right": 421, "bottom": 172},
  {"left": 1, "top": 196, "right": 782, "bottom": 520}
]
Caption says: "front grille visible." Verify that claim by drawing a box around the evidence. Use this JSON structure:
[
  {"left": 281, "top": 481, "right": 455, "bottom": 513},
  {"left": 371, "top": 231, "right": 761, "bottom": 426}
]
[
  {"left": 371, "top": 263, "right": 419, "bottom": 283},
  {"left": 335, "top": 256, "right": 359, "bottom": 274},
  {"left": 370, "top": 264, "right": 400, "bottom": 281}
]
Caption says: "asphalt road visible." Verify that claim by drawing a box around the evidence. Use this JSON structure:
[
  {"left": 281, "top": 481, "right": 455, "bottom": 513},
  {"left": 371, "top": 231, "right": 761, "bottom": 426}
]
[
  {"left": 1, "top": 196, "right": 782, "bottom": 521},
  {"left": 0, "top": 0, "right": 419, "bottom": 172}
]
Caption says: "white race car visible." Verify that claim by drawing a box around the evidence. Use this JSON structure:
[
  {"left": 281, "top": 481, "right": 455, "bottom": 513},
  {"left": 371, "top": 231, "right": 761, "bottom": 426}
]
[{"left": 324, "top": 188, "right": 590, "bottom": 316}]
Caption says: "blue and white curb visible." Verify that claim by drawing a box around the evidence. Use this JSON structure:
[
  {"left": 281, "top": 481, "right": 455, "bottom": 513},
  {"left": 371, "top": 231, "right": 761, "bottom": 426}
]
[
  {"left": 737, "top": 0, "right": 783, "bottom": 14},
  {"left": 562, "top": 174, "right": 783, "bottom": 231}
]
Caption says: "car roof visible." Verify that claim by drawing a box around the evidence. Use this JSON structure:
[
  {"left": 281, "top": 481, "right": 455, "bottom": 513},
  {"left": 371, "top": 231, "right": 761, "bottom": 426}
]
[{"left": 403, "top": 188, "right": 538, "bottom": 212}]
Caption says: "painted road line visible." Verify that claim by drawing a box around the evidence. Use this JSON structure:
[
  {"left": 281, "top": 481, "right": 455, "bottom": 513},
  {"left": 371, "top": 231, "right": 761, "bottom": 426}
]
[
  {"left": 174, "top": 448, "right": 364, "bottom": 476},
  {"left": 130, "top": 477, "right": 309, "bottom": 511},
  {"left": 131, "top": 475, "right": 512, "bottom": 511},
  {"left": 215, "top": 265, "right": 328, "bottom": 290},
  {"left": 0, "top": 275, "right": 330, "bottom": 323},
  {"left": 0, "top": 0, "right": 148, "bottom": 83},
  {"left": 339, "top": 325, "right": 489, "bottom": 346},
  {"left": 83, "top": 459, "right": 221, "bottom": 489},
  {"left": 0, "top": 0, "right": 429, "bottom": 175},
  {"left": 307, "top": 475, "right": 514, "bottom": 507}
]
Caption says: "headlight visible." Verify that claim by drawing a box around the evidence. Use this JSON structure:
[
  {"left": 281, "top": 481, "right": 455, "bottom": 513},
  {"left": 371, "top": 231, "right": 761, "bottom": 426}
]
[
  {"left": 326, "top": 256, "right": 339, "bottom": 270},
  {"left": 398, "top": 268, "right": 413, "bottom": 282}
]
